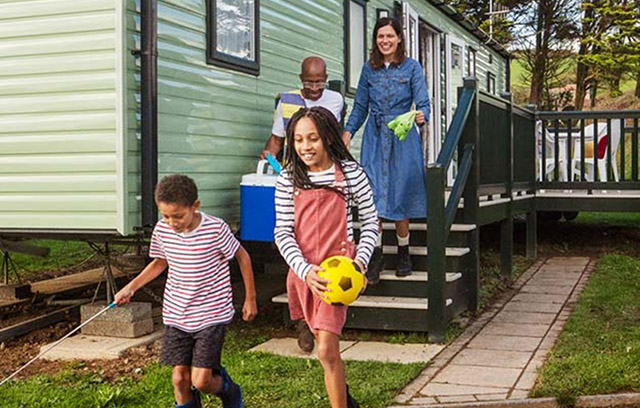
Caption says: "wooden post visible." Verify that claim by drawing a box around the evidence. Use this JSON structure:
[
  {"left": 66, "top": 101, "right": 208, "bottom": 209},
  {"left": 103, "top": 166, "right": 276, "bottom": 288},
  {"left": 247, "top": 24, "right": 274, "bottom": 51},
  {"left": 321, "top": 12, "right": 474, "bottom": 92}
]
[
  {"left": 426, "top": 164, "right": 446, "bottom": 342},
  {"left": 460, "top": 78, "right": 480, "bottom": 311},
  {"left": 501, "top": 93, "right": 514, "bottom": 278}
]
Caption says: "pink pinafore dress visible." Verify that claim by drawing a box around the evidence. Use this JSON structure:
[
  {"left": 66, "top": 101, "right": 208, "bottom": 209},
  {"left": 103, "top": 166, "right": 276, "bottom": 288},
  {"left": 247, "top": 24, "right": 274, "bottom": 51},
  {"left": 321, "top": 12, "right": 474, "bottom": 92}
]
[{"left": 286, "top": 164, "right": 355, "bottom": 335}]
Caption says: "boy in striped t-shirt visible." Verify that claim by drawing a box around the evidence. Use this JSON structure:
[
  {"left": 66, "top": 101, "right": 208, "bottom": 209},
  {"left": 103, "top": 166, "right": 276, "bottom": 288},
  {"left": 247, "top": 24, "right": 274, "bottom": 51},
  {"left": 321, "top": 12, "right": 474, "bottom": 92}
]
[{"left": 115, "top": 174, "right": 257, "bottom": 408}]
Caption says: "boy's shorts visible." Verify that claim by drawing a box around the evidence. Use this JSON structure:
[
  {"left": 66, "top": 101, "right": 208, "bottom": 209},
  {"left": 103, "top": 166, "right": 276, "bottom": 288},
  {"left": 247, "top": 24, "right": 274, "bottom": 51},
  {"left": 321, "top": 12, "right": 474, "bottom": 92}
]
[{"left": 161, "top": 324, "right": 226, "bottom": 369}]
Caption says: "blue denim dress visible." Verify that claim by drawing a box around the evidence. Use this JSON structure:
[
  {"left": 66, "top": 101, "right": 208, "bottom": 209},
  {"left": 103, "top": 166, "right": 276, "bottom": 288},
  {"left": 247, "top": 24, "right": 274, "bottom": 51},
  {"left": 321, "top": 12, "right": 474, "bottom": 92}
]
[{"left": 345, "top": 57, "right": 431, "bottom": 220}]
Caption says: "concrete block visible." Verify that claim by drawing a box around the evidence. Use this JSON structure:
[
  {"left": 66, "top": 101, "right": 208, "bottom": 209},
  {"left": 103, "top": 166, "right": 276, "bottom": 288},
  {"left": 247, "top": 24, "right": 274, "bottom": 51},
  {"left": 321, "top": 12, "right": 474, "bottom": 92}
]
[
  {"left": 0, "top": 284, "right": 31, "bottom": 299},
  {"left": 81, "top": 302, "right": 151, "bottom": 323},
  {"left": 81, "top": 318, "right": 154, "bottom": 338}
]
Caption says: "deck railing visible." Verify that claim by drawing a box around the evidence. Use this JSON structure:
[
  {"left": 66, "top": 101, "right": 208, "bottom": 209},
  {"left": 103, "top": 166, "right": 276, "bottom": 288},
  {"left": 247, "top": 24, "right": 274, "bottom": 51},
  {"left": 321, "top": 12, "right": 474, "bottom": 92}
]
[{"left": 536, "top": 110, "right": 640, "bottom": 191}]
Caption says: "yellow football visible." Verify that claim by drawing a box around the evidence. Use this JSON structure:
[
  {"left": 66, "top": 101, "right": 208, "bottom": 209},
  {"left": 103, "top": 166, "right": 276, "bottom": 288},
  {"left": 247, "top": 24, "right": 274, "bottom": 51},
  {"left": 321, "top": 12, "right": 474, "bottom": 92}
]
[{"left": 317, "top": 255, "right": 364, "bottom": 306}]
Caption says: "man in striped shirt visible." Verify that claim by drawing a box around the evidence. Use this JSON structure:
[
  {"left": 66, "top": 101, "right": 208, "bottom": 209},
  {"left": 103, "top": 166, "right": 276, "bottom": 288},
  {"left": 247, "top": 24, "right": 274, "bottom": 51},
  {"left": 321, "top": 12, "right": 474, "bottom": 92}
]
[{"left": 115, "top": 174, "right": 256, "bottom": 408}]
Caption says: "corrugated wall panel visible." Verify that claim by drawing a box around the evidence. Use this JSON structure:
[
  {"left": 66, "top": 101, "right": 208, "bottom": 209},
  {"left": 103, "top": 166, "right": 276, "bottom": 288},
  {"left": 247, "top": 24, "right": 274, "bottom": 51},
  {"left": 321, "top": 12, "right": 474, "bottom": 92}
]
[
  {"left": 125, "top": 0, "right": 344, "bottom": 229},
  {"left": 0, "top": 0, "right": 126, "bottom": 233}
]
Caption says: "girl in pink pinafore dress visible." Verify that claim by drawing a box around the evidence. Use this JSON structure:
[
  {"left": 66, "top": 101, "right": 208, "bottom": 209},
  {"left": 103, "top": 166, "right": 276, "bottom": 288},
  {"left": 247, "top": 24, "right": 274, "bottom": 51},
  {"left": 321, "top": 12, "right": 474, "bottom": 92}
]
[{"left": 274, "top": 107, "right": 379, "bottom": 408}]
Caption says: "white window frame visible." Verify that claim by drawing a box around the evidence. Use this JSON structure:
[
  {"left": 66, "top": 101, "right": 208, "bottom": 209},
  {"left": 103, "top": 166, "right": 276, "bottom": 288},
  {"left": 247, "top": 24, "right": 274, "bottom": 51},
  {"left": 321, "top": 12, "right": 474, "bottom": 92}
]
[{"left": 345, "top": 0, "right": 367, "bottom": 94}]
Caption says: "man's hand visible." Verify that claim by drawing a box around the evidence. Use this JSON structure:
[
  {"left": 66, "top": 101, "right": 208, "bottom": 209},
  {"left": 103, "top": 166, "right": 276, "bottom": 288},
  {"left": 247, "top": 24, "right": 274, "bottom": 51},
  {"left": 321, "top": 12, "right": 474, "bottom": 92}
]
[
  {"left": 304, "top": 265, "right": 330, "bottom": 299},
  {"left": 242, "top": 298, "right": 258, "bottom": 321},
  {"left": 259, "top": 149, "right": 273, "bottom": 160},
  {"left": 114, "top": 286, "right": 135, "bottom": 306},
  {"left": 341, "top": 131, "right": 352, "bottom": 150},
  {"left": 415, "top": 111, "right": 425, "bottom": 125}
]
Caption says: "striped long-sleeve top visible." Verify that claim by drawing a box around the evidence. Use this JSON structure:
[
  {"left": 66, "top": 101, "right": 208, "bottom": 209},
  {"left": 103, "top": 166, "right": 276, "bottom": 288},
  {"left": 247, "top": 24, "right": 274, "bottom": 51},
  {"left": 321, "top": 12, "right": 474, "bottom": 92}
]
[
  {"left": 274, "top": 160, "right": 379, "bottom": 281},
  {"left": 149, "top": 212, "right": 240, "bottom": 332}
]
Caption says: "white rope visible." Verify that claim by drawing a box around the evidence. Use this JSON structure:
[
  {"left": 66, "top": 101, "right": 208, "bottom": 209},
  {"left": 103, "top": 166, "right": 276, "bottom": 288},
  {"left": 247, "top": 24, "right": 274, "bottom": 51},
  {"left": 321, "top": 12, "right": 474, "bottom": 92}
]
[{"left": 0, "top": 302, "right": 117, "bottom": 387}]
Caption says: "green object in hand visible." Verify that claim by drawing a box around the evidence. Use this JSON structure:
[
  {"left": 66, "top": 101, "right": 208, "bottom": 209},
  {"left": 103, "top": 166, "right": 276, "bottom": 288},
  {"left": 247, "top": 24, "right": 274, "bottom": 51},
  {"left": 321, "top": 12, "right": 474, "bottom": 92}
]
[{"left": 387, "top": 110, "right": 417, "bottom": 141}]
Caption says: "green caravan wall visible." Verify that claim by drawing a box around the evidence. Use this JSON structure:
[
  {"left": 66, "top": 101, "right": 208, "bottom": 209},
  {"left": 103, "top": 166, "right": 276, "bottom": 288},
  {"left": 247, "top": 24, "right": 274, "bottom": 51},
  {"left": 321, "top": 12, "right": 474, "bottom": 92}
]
[
  {"left": 0, "top": 0, "right": 128, "bottom": 234},
  {"left": 125, "top": 0, "right": 345, "bottom": 230}
]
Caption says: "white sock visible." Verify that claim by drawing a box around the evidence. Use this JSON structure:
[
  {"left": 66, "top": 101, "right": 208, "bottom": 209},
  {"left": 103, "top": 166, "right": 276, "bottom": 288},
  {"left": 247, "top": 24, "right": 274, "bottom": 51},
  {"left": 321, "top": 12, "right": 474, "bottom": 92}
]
[
  {"left": 397, "top": 234, "right": 410, "bottom": 247},
  {"left": 376, "top": 233, "right": 383, "bottom": 248}
]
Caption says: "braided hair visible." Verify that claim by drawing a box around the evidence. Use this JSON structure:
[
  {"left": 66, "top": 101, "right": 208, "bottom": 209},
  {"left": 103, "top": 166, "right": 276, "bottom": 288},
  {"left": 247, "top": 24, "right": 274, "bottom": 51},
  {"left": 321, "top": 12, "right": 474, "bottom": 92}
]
[{"left": 283, "top": 106, "right": 356, "bottom": 198}]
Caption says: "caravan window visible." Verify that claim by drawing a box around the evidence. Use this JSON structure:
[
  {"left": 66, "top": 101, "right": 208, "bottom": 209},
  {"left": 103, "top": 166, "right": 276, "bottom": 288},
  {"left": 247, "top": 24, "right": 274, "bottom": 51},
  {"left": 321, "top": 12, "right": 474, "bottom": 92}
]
[
  {"left": 487, "top": 73, "right": 496, "bottom": 94},
  {"left": 466, "top": 47, "right": 477, "bottom": 77},
  {"left": 207, "top": 0, "right": 260, "bottom": 75},
  {"left": 345, "top": 0, "right": 366, "bottom": 94}
]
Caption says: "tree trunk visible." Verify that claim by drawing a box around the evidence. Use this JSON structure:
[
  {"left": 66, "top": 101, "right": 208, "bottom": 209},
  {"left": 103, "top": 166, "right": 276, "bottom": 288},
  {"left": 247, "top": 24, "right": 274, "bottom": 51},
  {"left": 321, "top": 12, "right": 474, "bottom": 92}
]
[
  {"left": 635, "top": 71, "right": 640, "bottom": 98},
  {"left": 574, "top": 3, "right": 593, "bottom": 110},
  {"left": 575, "top": 59, "right": 589, "bottom": 110},
  {"left": 528, "top": 0, "right": 548, "bottom": 105}
]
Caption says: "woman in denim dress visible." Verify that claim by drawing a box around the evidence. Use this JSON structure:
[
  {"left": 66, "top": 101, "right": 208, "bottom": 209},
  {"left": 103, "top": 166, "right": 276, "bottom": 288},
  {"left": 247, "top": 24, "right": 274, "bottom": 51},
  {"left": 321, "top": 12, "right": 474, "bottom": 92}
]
[{"left": 342, "top": 17, "right": 430, "bottom": 283}]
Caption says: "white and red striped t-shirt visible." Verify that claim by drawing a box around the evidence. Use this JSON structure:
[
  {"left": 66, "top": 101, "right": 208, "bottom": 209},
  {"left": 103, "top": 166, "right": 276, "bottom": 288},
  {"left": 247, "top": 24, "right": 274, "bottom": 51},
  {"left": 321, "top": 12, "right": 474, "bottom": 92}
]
[{"left": 149, "top": 212, "right": 240, "bottom": 332}]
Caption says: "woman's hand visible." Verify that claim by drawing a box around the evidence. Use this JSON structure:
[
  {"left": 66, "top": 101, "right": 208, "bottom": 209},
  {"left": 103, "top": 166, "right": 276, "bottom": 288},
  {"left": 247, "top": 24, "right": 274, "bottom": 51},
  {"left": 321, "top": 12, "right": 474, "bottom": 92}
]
[
  {"left": 415, "top": 111, "right": 425, "bottom": 125},
  {"left": 341, "top": 131, "right": 352, "bottom": 150},
  {"left": 305, "top": 265, "right": 330, "bottom": 299}
]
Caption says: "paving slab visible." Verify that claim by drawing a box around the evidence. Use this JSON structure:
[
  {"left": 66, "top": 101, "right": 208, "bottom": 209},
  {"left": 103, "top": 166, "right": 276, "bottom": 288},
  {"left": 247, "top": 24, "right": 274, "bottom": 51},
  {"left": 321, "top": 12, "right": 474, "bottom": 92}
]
[
  {"left": 467, "top": 335, "right": 542, "bottom": 352},
  {"left": 509, "top": 389, "right": 530, "bottom": 399},
  {"left": 520, "top": 285, "right": 574, "bottom": 296},
  {"left": 500, "top": 302, "right": 562, "bottom": 314},
  {"left": 340, "top": 341, "right": 444, "bottom": 364},
  {"left": 249, "top": 337, "right": 356, "bottom": 360},
  {"left": 41, "top": 329, "right": 163, "bottom": 361},
  {"left": 409, "top": 397, "right": 438, "bottom": 405},
  {"left": 421, "top": 383, "right": 510, "bottom": 397},
  {"left": 451, "top": 349, "right": 531, "bottom": 369},
  {"left": 432, "top": 364, "right": 521, "bottom": 388},
  {"left": 480, "top": 322, "right": 549, "bottom": 338},
  {"left": 492, "top": 312, "right": 556, "bottom": 325},
  {"left": 510, "top": 293, "right": 568, "bottom": 304},
  {"left": 475, "top": 393, "right": 509, "bottom": 401},
  {"left": 439, "top": 395, "right": 480, "bottom": 403},
  {"left": 544, "top": 257, "right": 589, "bottom": 265},
  {"left": 526, "top": 277, "right": 580, "bottom": 286}
]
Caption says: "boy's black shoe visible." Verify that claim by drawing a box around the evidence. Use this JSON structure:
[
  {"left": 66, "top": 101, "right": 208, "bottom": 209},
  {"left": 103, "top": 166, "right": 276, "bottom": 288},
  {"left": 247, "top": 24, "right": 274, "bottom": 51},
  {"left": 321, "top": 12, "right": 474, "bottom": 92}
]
[
  {"left": 365, "top": 247, "right": 384, "bottom": 285},
  {"left": 347, "top": 385, "right": 360, "bottom": 408},
  {"left": 296, "top": 319, "right": 315, "bottom": 353},
  {"left": 217, "top": 368, "right": 244, "bottom": 408},
  {"left": 395, "top": 245, "right": 412, "bottom": 277},
  {"left": 174, "top": 387, "right": 201, "bottom": 408}
]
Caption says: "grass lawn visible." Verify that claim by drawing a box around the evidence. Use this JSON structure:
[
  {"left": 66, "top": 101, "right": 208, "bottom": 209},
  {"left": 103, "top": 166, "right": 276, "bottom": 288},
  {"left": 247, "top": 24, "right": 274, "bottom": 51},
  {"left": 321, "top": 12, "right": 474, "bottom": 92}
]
[
  {"left": 531, "top": 254, "right": 640, "bottom": 399},
  {"left": 0, "top": 306, "right": 423, "bottom": 408},
  {"left": 7, "top": 240, "right": 96, "bottom": 282}
]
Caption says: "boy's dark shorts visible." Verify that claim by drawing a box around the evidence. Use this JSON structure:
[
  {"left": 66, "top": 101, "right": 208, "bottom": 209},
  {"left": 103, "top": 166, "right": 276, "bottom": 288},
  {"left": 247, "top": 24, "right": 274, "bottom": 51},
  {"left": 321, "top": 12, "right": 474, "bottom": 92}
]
[{"left": 161, "top": 324, "right": 226, "bottom": 369}]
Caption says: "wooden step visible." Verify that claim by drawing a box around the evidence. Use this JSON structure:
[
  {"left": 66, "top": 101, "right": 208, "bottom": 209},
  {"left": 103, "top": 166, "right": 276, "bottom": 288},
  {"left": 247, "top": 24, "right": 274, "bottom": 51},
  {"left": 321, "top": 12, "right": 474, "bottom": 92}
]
[
  {"left": 353, "top": 221, "right": 476, "bottom": 232},
  {"left": 378, "top": 270, "right": 462, "bottom": 282},
  {"left": 272, "top": 293, "right": 452, "bottom": 309},
  {"left": 365, "top": 271, "right": 463, "bottom": 298},
  {"left": 382, "top": 245, "right": 470, "bottom": 257}
]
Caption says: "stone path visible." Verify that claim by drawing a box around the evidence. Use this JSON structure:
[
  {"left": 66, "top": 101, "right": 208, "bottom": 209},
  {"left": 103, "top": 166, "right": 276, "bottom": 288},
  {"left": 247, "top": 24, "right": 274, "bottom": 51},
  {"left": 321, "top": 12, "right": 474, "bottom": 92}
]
[{"left": 391, "top": 256, "right": 594, "bottom": 407}]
